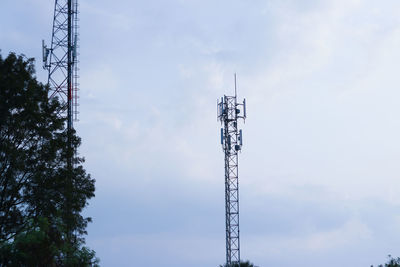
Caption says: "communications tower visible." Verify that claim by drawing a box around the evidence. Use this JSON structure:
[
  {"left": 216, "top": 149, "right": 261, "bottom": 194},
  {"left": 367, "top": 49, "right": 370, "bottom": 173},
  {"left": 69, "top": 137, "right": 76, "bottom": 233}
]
[
  {"left": 42, "top": 0, "right": 79, "bottom": 247},
  {"left": 42, "top": 0, "right": 79, "bottom": 129},
  {"left": 217, "top": 75, "right": 246, "bottom": 266}
]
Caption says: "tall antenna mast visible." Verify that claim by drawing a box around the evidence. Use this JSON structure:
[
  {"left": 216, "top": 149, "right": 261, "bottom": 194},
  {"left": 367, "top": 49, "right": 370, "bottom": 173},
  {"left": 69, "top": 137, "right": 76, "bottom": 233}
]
[
  {"left": 43, "top": 0, "right": 79, "bottom": 125},
  {"left": 42, "top": 0, "right": 79, "bottom": 251},
  {"left": 217, "top": 75, "right": 246, "bottom": 266}
]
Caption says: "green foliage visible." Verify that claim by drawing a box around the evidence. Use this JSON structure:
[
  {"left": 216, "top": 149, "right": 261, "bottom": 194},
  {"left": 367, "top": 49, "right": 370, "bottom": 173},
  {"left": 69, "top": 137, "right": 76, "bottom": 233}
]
[
  {"left": 219, "top": 260, "right": 259, "bottom": 267},
  {"left": 0, "top": 52, "right": 98, "bottom": 265},
  {"left": 372, "top": 255, "right": 400, "bottom": 267}
]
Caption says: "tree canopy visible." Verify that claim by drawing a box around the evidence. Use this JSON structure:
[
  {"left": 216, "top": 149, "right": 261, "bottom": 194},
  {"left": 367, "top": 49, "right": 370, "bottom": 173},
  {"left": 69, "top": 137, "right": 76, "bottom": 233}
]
[
  {"left": 0, "top": 52, "right": 98, "bottom": 265},
  {"left": 219, "top": 260, "right": 258, "bottom": 267},
  {"left": 372, "top": 255, "right": 400, "bottom": 267}
]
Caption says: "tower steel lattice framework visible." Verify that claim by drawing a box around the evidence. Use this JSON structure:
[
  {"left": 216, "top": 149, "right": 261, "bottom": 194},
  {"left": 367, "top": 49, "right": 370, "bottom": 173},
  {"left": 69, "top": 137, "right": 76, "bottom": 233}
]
[
  {"left": 42, "top": 0, "right": 79, "bottom": 246},
  {"left": 217, "top": 76, "right": 246, "bottom": 266},
  {"left": 43, "top": 0, "right": 79, "bottom": 128}
]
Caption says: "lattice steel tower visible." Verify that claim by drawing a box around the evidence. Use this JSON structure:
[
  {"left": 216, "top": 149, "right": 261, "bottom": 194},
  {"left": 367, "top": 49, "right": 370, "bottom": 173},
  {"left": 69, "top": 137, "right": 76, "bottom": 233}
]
[
  {"left": 43, "top": 0, "right": 79, "bottom": 129},
  {"left": 42, "top": 0, "right": 79, "bottom": 247},
  {"left": 217, "top": 75, "right": 246, "bottom": 266}
]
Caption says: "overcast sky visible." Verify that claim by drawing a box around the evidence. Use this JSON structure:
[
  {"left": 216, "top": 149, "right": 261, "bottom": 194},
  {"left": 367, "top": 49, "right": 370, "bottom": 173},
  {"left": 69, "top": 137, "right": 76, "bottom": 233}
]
[{"left": 2, "top": 0, "right": 400, "bottom": 266}]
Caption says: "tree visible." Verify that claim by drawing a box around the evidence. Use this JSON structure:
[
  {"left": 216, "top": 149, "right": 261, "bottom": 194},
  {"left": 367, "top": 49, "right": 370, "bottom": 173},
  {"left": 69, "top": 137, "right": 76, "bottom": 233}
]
[
  {"left": 0, "top": 52, "right": 98, "bottom": 265},
  {"left": 219, "top": 260, "right": 259, "bottom": 267},
  {"left": 372, "top": 255, "right": 400, "bottom": 267}
]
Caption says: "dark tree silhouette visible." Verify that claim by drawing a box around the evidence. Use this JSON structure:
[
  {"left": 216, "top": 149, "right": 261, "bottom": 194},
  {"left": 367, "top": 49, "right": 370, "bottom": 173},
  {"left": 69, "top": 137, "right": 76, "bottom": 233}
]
[
  {"left": 372, "top": 255, "right": 400, "bottom": 267},
  {"left": 0, "top": 52, "right": 98, "bottom": 265},
  {"left": 219, "top": 260, "right": 259, "bottom": 267}
]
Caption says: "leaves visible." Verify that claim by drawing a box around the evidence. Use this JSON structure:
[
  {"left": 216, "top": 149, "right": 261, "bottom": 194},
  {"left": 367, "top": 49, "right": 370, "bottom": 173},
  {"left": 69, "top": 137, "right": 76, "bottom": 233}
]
[
  {"left": 372, "top": 255, "right": 400, "bottom": 267},
  {"left": 219, "top": 260, "right": 259, "bottom": 267},
  {"left": 0, "top": 52, "right": 98, "bottom": 265}
]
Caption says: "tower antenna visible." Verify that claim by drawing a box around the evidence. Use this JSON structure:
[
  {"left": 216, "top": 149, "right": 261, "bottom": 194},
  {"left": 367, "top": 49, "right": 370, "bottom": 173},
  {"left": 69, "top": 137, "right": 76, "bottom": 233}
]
[
  {"left": 217, "top": 75, "right": 247, "bottom": 266},
  {"left": 234, "top": 73, "right": 237, "bottom": 98}
]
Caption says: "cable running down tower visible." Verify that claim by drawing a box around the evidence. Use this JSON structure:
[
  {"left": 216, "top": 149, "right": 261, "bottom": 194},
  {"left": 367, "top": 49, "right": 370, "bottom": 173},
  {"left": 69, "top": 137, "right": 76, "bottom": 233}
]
[{"left": 217, "top": 75, "right": 246, "bottom": 266}]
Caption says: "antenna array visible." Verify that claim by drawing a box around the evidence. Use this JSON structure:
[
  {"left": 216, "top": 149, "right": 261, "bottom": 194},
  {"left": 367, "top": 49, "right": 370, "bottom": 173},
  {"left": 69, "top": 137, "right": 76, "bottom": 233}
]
[{"left": 217, "top": 76, "right": 246, "bottom": 266}]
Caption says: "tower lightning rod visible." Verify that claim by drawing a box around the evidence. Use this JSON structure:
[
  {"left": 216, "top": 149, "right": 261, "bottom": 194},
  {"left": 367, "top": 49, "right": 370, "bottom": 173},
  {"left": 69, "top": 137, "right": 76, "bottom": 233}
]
[
  {"left": 234, "top": 73, "right": 237, "bottom": 97},
  {"left": 217, "top": 75, "right": 247, "bottom": 266}
]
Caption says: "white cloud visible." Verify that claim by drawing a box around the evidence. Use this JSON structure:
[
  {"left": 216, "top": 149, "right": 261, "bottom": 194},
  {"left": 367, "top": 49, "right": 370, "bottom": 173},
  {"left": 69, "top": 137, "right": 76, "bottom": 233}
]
[{"left": 4, "top": 0, "right": 400, "bottom": 266}]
